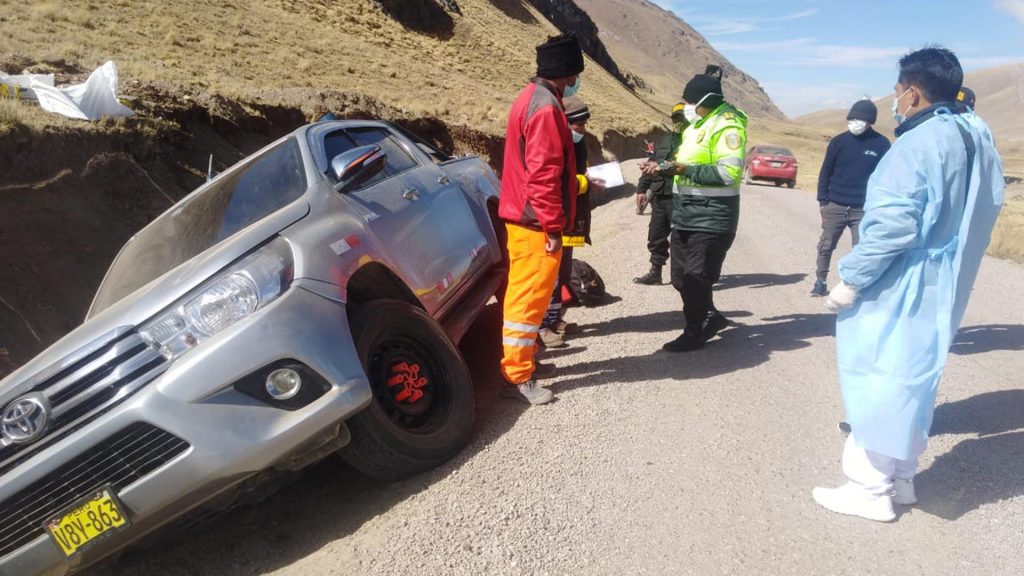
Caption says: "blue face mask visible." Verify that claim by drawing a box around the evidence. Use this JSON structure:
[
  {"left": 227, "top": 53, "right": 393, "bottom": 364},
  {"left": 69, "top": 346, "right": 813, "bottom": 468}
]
[
  {"left": 563, "top": 77, "right": 581, "bottom": 98},
  {"left": 571, "top": 130, "right": 584, "bottom": 144}
]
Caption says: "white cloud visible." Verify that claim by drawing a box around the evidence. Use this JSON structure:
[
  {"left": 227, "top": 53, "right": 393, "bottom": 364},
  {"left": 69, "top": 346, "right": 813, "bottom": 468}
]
[
  {"left": 994, "top": 0, "right": 1024, "bottom": 27},
  {"left": 784, "top": 44, "right": 907, "bottom": 68},
  {"left": 959, "top": 55, "right": 1024, "bottom": 69},
  {"left": 715, "top": 38, "right": 816, "bottom": 51},
  {"left": 760, "top": 82, "right": 873, "bottom": 117},
  {"left": 765, "top": 8, "right": 819, "bottom": 22},
  {"left": 686, "top": 8, "right": 818, "bottom": 36},
  {"left": 699, "top": 21, "right": 759, "bottom": 35},
  {"left": 715, "top": 38, "right": 906, "bottom": 68}
]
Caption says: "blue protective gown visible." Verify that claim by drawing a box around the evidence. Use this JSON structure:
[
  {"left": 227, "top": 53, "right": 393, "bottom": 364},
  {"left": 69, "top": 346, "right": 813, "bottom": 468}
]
[{"left": 835, "top": 106, "right": 1004, "bottom": 460}]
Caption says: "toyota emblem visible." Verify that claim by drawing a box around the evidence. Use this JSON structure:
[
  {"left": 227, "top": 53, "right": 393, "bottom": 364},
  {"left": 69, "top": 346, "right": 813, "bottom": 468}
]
[{"left": 1, "top": 394, "right": 51, "bottom": 444}]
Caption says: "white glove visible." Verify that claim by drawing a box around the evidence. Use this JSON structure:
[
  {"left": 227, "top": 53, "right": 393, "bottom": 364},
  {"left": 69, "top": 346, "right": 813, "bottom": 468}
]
[{"left": 825, "top": 281, "right": 858, "bottom": 313}]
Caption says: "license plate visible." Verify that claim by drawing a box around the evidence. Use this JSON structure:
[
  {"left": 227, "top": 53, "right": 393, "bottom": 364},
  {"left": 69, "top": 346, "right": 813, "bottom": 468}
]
[
  {"left": 45, "top": 487, "right": 129, "bottom": 556},
  {"left": 771, "top": 161, "right": 783, "bottom": 167}
]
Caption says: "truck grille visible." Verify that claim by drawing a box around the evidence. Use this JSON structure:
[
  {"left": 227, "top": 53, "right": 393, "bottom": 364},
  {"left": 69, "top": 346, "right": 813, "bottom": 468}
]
[
  {"left": 0, "top": 329, "right": 168, "bottom": 475},
  {"left": 0, "top": 422, "right": 189, "bottom": 559}
]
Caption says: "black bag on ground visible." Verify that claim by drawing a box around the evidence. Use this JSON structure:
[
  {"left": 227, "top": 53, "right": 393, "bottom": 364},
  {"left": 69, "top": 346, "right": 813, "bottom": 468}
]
[{"left": 568, "top": 259, "right": 606, "bottom": 307}]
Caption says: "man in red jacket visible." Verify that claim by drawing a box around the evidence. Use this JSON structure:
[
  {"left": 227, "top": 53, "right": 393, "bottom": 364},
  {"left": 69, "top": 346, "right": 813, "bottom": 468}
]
[{"left": 498, "top": 34, "right": 584, "bottom": 405}]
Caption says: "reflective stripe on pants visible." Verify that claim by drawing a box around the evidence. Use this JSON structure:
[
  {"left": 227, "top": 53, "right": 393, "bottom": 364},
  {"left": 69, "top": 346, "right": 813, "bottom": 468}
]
[{"left": 500, "top": 223, "right": 562, "bottom": 384}]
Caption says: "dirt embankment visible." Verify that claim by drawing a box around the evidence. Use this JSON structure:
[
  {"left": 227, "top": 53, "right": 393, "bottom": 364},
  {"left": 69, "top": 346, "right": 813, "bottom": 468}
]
[
  {"left": 0, "top": 80, "right": 508, "bottom": 377},
  {"left": 0, "top": 75, "right": 658, "bottom": 377}
]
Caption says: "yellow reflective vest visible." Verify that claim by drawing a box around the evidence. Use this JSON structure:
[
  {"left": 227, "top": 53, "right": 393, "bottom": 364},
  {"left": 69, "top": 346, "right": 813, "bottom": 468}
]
[{"left": 672, "top": 102, "right": 748, "bottom": 233}]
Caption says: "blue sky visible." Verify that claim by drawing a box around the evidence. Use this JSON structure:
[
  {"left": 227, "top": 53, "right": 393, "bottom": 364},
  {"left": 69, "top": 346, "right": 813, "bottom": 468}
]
[{"left": 649, "top": 0, "right": 1024, "bottom": 117}]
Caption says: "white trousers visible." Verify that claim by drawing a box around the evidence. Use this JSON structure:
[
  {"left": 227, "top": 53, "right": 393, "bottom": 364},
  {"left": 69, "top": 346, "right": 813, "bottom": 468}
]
[{"left": 842, "top": 433, "right": 926, "bottom": 497}]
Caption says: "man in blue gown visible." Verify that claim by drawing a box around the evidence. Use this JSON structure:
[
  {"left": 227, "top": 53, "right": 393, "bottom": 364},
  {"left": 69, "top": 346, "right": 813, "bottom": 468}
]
[{"left": 812, "top": 47, "right": 1004, "bottom": 522}]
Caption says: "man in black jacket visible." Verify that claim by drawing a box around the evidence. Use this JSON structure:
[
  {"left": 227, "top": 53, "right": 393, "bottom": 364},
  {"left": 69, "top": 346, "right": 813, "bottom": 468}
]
[
  {"left": 812, "top": 99, "right": 891, "bottom": 296},
  {"left": 633, "top": 103, "right": 687, "bottom": 285}
]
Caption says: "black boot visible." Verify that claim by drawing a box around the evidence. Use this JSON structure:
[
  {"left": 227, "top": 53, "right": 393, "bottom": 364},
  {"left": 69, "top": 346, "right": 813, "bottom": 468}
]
[
  {"left": 702, "top": 310, "right": 729, "bottom": 342},
  {"left": 662, "top": 327, "right": 705, "bottom": 352},
  {"left": 633, "top": 265, "right": 663, "bottom": 285}
]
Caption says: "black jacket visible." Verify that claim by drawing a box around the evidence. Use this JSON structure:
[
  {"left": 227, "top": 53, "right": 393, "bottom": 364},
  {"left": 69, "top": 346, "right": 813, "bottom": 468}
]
[
  {"left": 637, "top": 131, "right": 683, "bottom": 198},
  {"left": 817, "top": 128, "right": 891, "bottom": 207}
]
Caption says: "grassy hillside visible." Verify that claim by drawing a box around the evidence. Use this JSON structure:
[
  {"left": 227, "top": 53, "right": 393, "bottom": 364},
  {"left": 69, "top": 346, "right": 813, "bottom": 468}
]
[{"left": 1, "top": 0, "right": 671, "bottom": 149}]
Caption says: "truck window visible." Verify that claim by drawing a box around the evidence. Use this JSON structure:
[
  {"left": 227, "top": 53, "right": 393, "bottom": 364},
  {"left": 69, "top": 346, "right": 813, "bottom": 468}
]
[{"left": 345, "top": 127, "right": 419, "bottom": 176}]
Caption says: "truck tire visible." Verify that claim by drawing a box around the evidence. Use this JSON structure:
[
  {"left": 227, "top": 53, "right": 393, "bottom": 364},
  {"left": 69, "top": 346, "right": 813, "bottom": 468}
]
[{"left": 341, "top": 299, "right": 474, "bottom": 481}]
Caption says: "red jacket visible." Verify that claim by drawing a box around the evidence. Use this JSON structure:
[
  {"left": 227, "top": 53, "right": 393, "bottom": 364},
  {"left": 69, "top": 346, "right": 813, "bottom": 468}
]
[{"left": 499, "top": 79, "right": 577, "bottom": 234}]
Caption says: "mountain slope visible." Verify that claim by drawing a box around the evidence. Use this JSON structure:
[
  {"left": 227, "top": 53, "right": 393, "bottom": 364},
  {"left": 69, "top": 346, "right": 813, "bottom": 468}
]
[{"left": 572, "top": 0, "right": 785, "bottom": 119}]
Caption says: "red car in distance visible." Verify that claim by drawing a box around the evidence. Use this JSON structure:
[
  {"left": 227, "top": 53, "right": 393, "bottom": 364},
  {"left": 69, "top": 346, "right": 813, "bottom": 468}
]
[{"left": 743, "top": 145, "right": 798, "bottom": 188}]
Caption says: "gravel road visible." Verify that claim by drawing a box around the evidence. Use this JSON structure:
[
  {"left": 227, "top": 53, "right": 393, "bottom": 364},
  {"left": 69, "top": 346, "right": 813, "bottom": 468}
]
[{"left": 91, "top": 166, "right": 1024, "bottom": 576}]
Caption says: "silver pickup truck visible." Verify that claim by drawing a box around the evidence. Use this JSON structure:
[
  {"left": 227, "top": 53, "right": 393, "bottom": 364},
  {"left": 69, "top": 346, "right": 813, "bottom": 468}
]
[{"left": 0, "top": 119, "right": 506, "bottom": 575}]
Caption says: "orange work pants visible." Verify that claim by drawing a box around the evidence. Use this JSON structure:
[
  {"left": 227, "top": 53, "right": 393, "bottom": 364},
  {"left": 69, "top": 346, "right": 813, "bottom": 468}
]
[{"left": 500, "top": 223, "right": 562, "bottom": 384}]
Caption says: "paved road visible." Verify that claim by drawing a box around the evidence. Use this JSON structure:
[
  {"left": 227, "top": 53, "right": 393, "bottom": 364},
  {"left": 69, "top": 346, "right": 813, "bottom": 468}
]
[{"left": 93, "top": 177, "right": 1024, "bottom": 576}]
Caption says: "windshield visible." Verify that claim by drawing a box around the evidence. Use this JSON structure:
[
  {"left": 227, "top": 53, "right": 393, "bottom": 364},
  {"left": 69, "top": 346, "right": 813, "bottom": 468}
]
[
  {"left": 758, "top": 146, "right": 794, "bottom": 157},
  {"left": 90, "top": 137, "right": 307, "bottom": 315}
]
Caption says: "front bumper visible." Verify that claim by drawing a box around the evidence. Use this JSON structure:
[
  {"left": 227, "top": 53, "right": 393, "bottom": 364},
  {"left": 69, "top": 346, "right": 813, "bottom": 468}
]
[{"left": 0, "top": 286, "right": 371, "bottom": 576}]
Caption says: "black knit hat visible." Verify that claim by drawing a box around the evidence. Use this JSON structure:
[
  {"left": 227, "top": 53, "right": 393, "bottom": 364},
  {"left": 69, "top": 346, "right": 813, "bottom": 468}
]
[
  {"left": 846, "top": 99, "right": 877, "bottom": 123},
  {"left": 682, "top": 65, "right": 724, "bottom": 108},
  {"left": 564, "top": 97, "right": 590, "bottom": 123},
  {"left": 957, "top": 86, "right": 976, "bottom": 108},
  {"left": 536, "top": 34, "right": 585, "bottom": 79}
]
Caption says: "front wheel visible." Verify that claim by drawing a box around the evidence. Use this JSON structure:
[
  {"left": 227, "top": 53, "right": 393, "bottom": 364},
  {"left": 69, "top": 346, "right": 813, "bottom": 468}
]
[
  {"left": 787, "top": 180, "right": 796, "bottom": 189},
  {"left": 340, "top": 300, "right": 474, "bottom": 481}
]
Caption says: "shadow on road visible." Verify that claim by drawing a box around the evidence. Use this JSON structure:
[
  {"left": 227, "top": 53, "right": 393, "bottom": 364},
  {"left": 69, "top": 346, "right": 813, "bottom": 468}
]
[
  {"left": 716, "top": 272, "right": 808, "bottom": 290},
  {"left": 950, "top": 324, "right": 1024, "bottom": 355},
  {"left": 931, "top": 389, "right": 1024, "bottom": 438},
  {"left": 915, "top": 390, "right": 1024, "bottom": 521},
  {"left": 551, "top": 312, "right": 835, "bottom": 392},
  {"left": 89, "top": 303, "right": 523, "bottom": 576}
]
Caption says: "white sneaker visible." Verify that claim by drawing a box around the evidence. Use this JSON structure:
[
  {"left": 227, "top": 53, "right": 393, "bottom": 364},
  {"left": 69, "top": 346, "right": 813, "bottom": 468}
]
[
  {"left": 812, "top": 484, "right": 896, "bottom": 522},
  {"left": 892, "top": 478, "right": 918, "bottom": 505}
]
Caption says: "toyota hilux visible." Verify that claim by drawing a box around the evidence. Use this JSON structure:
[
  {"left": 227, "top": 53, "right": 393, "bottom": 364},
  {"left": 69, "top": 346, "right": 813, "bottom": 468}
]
[{"left": 0, "top": 119, "right": 506, "bottom": 575}]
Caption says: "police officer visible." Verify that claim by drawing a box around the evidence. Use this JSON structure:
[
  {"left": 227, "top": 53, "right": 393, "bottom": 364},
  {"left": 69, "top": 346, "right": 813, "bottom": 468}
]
[
  {"left": 634, "top": 103, "right": 687, "bottom": 285},
  {"left": 641, "top": 65, "right": 748, "bottom": 352}
]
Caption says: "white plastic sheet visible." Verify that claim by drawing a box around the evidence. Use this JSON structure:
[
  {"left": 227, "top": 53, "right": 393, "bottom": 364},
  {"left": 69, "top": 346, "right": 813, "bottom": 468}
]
[
  {"left": 29, "top": 61, "right": 133, "bottom": 121},
  {"left": 0, "top": 72, "right": 55, "bottom": 100}
]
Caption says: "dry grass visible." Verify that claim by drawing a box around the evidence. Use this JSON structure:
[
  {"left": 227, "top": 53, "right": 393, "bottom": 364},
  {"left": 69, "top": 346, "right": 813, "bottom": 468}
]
[
  {"left": 0, "top": 0, "right": 668, "bottom": 141},
  {"left": 0, "top": 99, "right": 25, "bottom": 131},
  {"left": 990, "top": 190, "right": 1024, "bottom": 264}
]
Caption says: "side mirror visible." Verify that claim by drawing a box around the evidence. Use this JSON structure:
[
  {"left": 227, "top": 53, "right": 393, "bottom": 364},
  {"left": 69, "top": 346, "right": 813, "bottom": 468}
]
[{"left": 331, "top": 145, "right": 387, "bottom": 192}]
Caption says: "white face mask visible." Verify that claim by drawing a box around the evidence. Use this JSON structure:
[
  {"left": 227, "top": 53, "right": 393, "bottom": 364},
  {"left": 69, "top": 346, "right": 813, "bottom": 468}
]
[
  {"left": 682, "top": 104, "right": 699, "bottom": 124},
  {"left": 892, "top": 88, "right": 912, "bottom": 125},
  {"left": 571, "top": 130, "right": 584, "bottom": 144},
  {"left": 847, "top": 120, "right": 868, "bottom": 135}
]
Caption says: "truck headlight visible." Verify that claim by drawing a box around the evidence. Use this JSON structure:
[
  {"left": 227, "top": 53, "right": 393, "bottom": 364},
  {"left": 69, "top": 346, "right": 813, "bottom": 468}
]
[{"left": 140, "top": 238, "right": 292, "bottom": 361}]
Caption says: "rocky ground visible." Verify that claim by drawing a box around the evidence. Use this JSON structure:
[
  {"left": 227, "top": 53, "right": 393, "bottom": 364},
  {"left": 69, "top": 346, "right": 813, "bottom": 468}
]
[{"left": 89, "top": 173, "right": 1024, "bottom": 576}]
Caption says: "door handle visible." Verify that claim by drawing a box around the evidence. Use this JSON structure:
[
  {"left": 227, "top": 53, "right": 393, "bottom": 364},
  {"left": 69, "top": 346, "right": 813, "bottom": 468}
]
[
  {"left": 402, "top": 188, "right": 420, "bottom": 201},
  {"left": 437, "top": 175, "right": 450, "bottom": 185}
]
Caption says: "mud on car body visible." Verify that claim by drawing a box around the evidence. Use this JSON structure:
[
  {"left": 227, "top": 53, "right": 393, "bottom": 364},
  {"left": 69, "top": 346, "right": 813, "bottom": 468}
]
[{"left": 0, "top": 120, "right": 506, "bottom": 575}]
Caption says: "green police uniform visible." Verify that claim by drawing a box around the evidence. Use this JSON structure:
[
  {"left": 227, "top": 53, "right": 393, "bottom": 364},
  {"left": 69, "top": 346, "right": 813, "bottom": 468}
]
[{"left": 672, "top": 102, "right": 748, "bottom": 233}]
